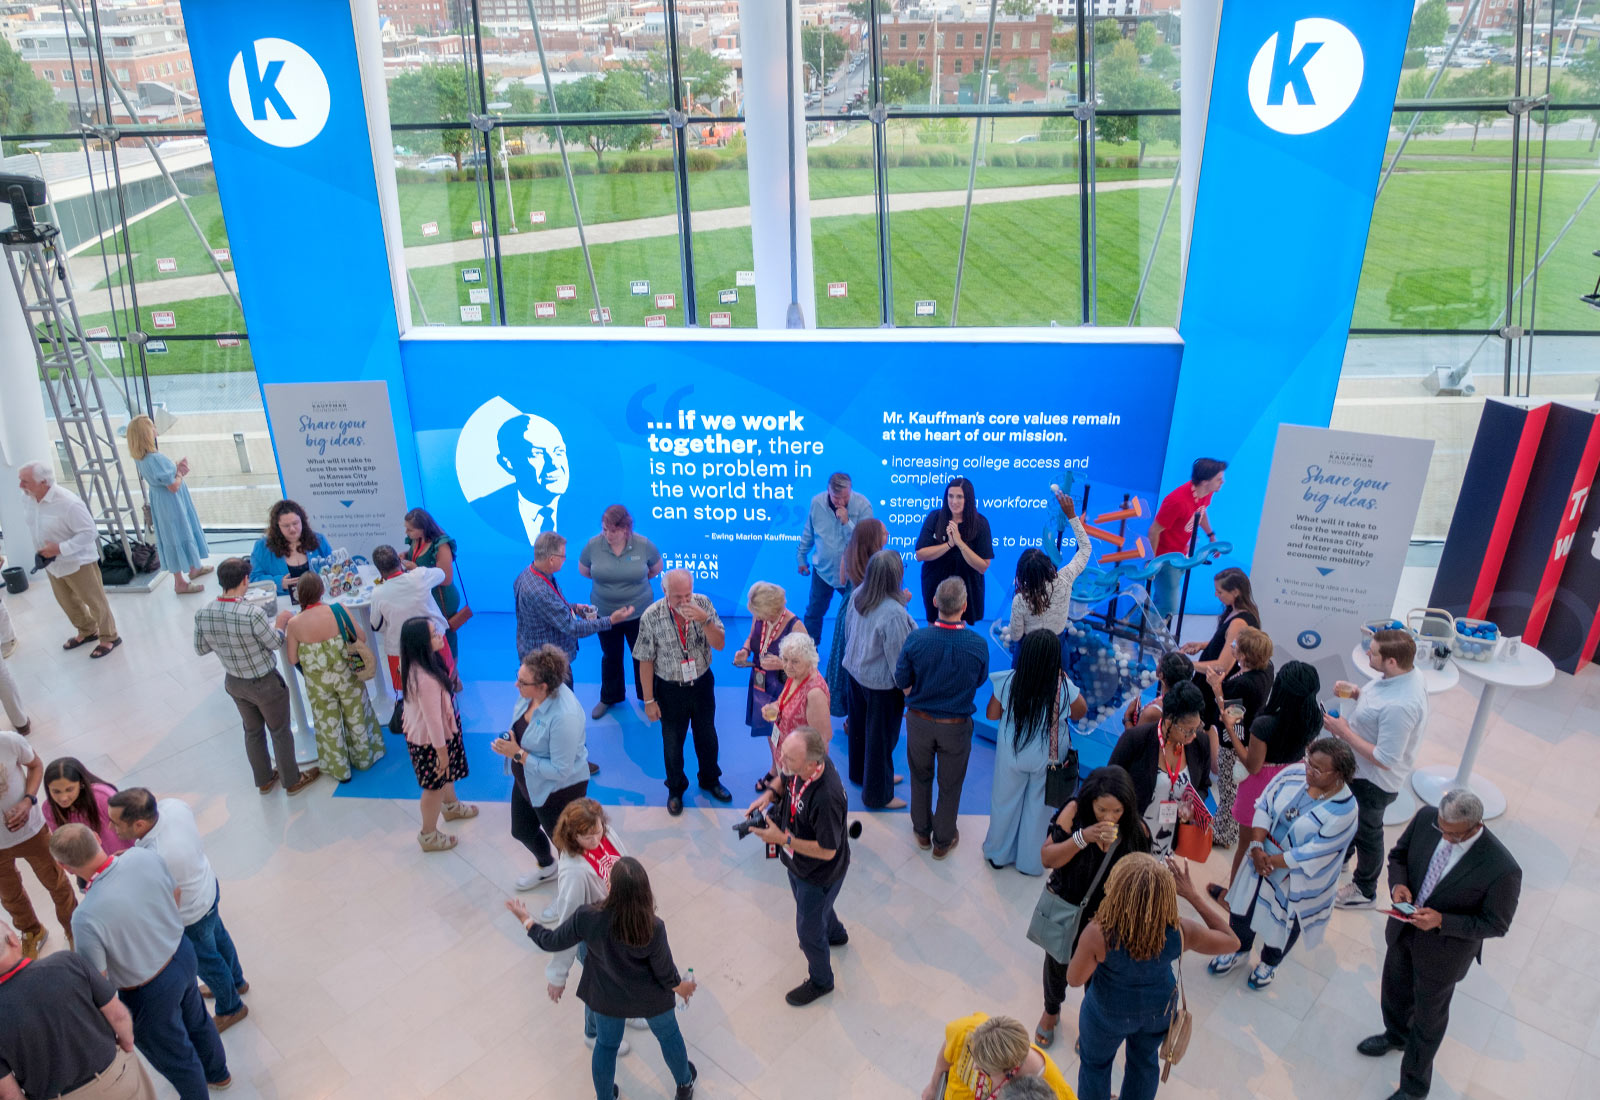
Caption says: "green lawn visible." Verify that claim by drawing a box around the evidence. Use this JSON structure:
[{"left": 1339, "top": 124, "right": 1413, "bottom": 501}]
[
  {"left": 90, "top": 192, "right": 235, "bottom": 291},
  {"left": 73, "top": 143, "right": 1600, "bottom": 368}
]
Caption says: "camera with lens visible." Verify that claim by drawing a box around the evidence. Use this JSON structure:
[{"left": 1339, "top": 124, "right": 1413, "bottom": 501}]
[{"left": 732, "top": 805, "right": 773, "bottom": 840}]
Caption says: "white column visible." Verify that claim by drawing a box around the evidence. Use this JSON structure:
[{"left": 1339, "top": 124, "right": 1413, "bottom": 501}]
[
  {"left": 1179, "top": 0, "right": 1222, "bottom": 290},
  {"left": 738, "top": 0, "right": 817, "bottom": 329},
  {"left": 0, "top": 268, "right": 52, "bottom": 562}
]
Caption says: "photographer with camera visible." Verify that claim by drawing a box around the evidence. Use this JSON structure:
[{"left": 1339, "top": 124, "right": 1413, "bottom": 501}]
[{"left": 743, "top": 726, "right": 851, "bottom": 1007}]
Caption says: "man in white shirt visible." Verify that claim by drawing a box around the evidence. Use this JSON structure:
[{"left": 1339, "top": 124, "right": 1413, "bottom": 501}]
[
  {"left": 106, "top": 788, "right": 251, "bottom": 1032},
  {"left": 367, "top": 543, "right": 450, "bottom": 691},
  {"left": 18, "top": 460, "right": 120, "bottom": 658},
  {"left": 1325, "top": 629, "right": 1430, "bottom": 908}
]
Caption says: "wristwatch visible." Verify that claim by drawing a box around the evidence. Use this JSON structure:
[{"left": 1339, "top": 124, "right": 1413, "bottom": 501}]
[{"left": 23, "top": 793, "right": 37, "bottom": 806}]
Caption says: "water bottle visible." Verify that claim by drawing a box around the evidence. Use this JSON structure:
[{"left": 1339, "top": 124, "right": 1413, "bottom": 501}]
[{"left": 680, "top": 967, "right": 693, "bottom": 1011}]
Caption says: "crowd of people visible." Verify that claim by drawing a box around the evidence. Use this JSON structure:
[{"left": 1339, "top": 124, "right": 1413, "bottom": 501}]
[{"left": 0, "top": 459, "right": 1528, "bottom": 1100}]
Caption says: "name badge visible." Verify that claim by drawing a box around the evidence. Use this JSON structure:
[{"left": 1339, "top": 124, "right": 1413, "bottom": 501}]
[
  {"left": 679, "top": 659, "right": 698, "bottom": 681},
  {"left": 1157, "top": 801, "right": 1180, "bottom": 827}
]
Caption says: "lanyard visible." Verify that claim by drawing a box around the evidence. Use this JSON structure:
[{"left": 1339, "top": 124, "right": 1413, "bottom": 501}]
[
  {"left": 671, "top": 610, "right": 695, "bottom": 661},
  {"left": 83, "top": 853, "right": 116, "bottom": 890},
  {"left": 216, "top": 597, "right": 239, "bottom": 603},
  {"left": 530, "top": 567, "right": 564, "bottom": 605},
  {"left": 787, "top": 767, "right": 820, "bottom": 831},
  {"left": 1156, "top": 731, "right": 1185, "bottom": 797},
  {"left": 757, "top": 614, "right": 789, "bottom": 657},
  {"left": 776, "top": 672, "right": 805, "bottom": 713},
  {"left": 0, "top": 958, "right": 31, "bottom": 985},
  {"left": 301, "top": 599, "right": 322, "bottom": 610},
  {"left": 934, "top": 621, "right": 965, "bottom": 631}
]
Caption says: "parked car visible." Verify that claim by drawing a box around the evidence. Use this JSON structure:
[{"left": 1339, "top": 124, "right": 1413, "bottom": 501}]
[{"left": 418, "top": 155, "right": 456, "bottom": 172}]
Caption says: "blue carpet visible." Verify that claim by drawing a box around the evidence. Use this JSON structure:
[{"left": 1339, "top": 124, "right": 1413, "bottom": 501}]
[{"left": 334, "top": 613, "right": 1126, "bottom": 812}]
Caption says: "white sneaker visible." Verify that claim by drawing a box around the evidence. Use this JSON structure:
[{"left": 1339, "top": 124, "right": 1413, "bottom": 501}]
[
  {"left": 626, "top": 1017, "right": 650, "bottom": 1031},
  {"left": 1334, "top": 883, "right": 1376, "bottom": 909},
  {"left": 585, "top": 1035, "right": 631, "bottom": 1056},
  {"left": 538, "top": 906, "right": 558, "bottom": 924},
  {"left": 515, "top": 864, "right": 558, "bottom": 891}
]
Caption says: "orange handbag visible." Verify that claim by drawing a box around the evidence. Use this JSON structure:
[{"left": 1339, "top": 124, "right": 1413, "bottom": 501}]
[{"left": 1171, "top": 788, "right": 1214, "bottom": 862}]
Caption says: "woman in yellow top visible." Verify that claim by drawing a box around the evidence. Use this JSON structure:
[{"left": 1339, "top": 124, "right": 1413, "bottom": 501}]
[{"left": 920, "top": 1013, "right": 1074, "bottom": 1100}]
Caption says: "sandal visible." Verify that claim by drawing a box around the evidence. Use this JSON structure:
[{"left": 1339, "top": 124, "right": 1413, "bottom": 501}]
[
  {"left": 441, "top": 801, "right": 479, "bottom": 821},
  {"left": 418, "top": 830, "right": 458, "bottom": 852},
  {"left": 1035, "top": 1025, "right": 1056, "bottom": 1049},
  {"left": 89, "top": 639, "right": 122, "bottom": 659},
  {"left": 189, "top": 565, "right": 214, "bottom": 579},
  {"left": 62, "top": 634, "right": 97, "bottom": 651}
]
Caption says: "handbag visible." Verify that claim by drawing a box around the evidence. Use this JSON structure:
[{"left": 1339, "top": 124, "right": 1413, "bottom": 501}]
[
  {"left": 445, "top": 552, "right": 473, "bottom": 631},
  {"left": 330, "top": 603, "right": 378, "bottom": 682},
  {"left": 1043, "top": 673, "right": 1079, "bottom": 809},
  {"left": 129, "top": 539, "right": 159, "bottom": 573},
  {"left": 1025, "top": 837, "right": 1119, "bottom": 963},
  {"left": 1159, "top": 928, "right": 1192, "bottom": 1081},
  {"left": 1171, "top": 786, "right": 1214, "bottom": 862},
  {"left": 97, "top": 536, "right": 135, "bottom": 586}
]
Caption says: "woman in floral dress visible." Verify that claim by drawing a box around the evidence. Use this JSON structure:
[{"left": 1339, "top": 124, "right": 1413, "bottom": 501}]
[{"left": 284, "top": 573, "right": 385, "bottom": 782}]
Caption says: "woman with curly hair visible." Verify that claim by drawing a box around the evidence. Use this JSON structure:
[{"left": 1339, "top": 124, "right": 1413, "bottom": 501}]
[
  {"left": 1006, "top": 488, "right": 1091, "bottom": 646},
  {"left": 1067, "top": 854, "right": 1238, "bottom": 1100},
  {"left": 249, "top": 499, "right": 332, "bottom": 594}
]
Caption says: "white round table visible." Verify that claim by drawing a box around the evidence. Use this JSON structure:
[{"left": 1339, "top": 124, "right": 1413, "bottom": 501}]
[
  {"left": 1409, "top": 646, "right": 1555, "bottom": 820},
  {"left": 1348, "top": 644, "right": 1461, "bottom": 825}
]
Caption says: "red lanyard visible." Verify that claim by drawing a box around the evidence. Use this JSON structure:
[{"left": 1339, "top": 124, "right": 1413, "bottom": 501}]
[
  {"left": 301, "top": 599, "right": 322, "bottom": 610},
  {"left": 776, "top": 674, "right": 805, "bottom": 712},
  {"left": 935, "top": 621, "right": 965, "bottom": 631},
  {"left": 83, "top": 853, "right": 116, "bottom": 890},
  {"left": 0, "top": 958, "right": 31, "bottom": 985},
  {"left": 757, "top": 615, "right": 789, "bottom": 657},
  {"left": 787, "top": 766, "right": 821, "bottom": 830},
  {"left": 216, "top": 597, "right": 239, "bottom": 603},
  {"left": 532, "top": 567, "right": 564, "bottom": 604},
  {"left": 1157, "top": 732, "right": 1185, "bottom": 796},
  {"left": 672, "top": 610, "right": 692, "bottom": 655}
]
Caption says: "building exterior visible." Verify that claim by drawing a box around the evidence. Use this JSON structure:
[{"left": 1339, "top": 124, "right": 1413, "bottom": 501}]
[
  {"left": 477, "top": 0, "right": 609, "bottom": 25},
  {"left": 1042, "top": 1, "right": 1142, "bottom": 16},
  {"left": 879, "top": 13, "right": 1052, "bottom": 104},
  {"left": 376, "top": 0, "right": 460, "bottom": 37},
  {"left": 12, "top": 4, "right": 199, "bottom": 125}
]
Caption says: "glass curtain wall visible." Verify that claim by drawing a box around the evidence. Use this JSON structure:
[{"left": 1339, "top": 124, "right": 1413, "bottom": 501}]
[
  {"left": 0, "top": 0, "right": 273, "bottom": 528},
  {"left": 1335, "top": 0, "right": 1600, "bottom": 539}
]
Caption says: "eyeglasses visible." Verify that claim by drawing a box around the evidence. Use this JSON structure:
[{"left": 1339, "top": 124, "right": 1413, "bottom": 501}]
[{"left": 1431, "top": 820, "right": 1478, "bottom": 844}]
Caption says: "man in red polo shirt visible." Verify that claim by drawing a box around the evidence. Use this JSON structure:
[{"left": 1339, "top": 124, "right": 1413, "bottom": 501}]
[{"left": 1147, "top": 458, "right": 1226, "bottom": 620}]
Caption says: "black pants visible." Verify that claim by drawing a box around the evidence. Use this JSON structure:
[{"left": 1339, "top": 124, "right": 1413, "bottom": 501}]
[
  {"left": 1381, "top": 925, "right": 1460, "bottom": 1097},
  {"left": 906, "top": 711, "right": 973, "bottom": 847},
  {"left": 656, "top": 671, "right": 721, "bottom": 796},
  {"left": 1230, "top": 882, "right": 1302, "bottom": 966},
  {"left": 598, "top": 617, "right": 644, "bottom": 705},
  {"left": 1043, "top": 951, "right": 1070, "bottom": 1016},
  {"left": 846, "top": 672, "right": 904, "bottom": 808},
  {"left": 788, "top": 867, "right": 847, "bottom": 990},
  {"left": 511, "top": 768, "right": 589, "bottom": 868},
  {"left": 1346, "top": 777, "right": 1399, "bottom": 898}
]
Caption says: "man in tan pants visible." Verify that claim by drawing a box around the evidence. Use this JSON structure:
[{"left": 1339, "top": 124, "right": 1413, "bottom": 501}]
[
  {"left": 0, "top": 922, "right": 158, "bottom": 1100},
  {"left": 18, "top": 461, "right": 121, "bottom": 659}
]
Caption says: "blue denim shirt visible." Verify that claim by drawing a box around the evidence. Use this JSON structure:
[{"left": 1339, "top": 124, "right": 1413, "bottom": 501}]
[
  {"left": 511, "top": 684, "right": 590, "bottom": 806},
  {"left": 796, "top": 490, "right": 873, "bottom": 588}
]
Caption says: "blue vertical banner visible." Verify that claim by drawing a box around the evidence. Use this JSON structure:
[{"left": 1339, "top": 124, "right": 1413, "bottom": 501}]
[
  {"left": 177, "top": 0, "right": 420, "bottom": 504},
  {"left": 1170, "top": 2, "right": 1411, "bottom": 608}
]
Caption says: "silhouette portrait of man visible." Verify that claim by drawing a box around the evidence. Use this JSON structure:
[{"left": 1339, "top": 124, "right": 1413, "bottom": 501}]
[{"left": 470, "top": 413, "right": 570, "bottom": 547}]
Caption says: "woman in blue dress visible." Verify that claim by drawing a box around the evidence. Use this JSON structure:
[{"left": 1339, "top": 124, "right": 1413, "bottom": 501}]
[
  {"left": 126, "top": 415, "right": 211, "bottom": 595},
  {"left": 983, "top": 629, "right": 1088, "bottom": 875}
]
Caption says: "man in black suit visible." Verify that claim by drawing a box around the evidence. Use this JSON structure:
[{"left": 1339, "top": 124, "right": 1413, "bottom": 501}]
[{"left": 1357, "top": 790, "right": 1521, "bottom": 1099}]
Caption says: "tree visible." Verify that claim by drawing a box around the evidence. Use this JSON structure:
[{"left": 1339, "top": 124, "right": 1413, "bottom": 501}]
[
  {"left": 647, "top": 45, "right": 731, "bottom": 107},
  {"left": 388, "top": 66, "right": 475, "bottom": 167},
  {"left": 1001, "top": 0, "right": 1040, "bottom": 15},
  {"left": 0, "top": 40, "right": 69, "bottom": 144},
  {"left": 880, "top": 63, "right": 931, "bottom": 106},
  {"left": 802, "top": 26, "right": 849, "bottom": 88},
  {"left": 1572, "top": 44, "right": 1600, "bottom": 149},
  {"left": 1148, "top": 42, "right": 1177, "bottom": 78},
  {"left": 916, "top": 117, "right": 969, "bottom": 144},
  {"left": 1051, "top": 31, "right": 1077, "bottom": 64},
  {"left": 1446, "top": 65, "right": 1514, "bottom": 149},
  {"left": 846, "top": 1, "right": 871, "bottom": 18},
  {"left": 1095, "top": 41, "right": 1176, "bottom": 160},
  {"left": 1397, "top": 70, "right": 1445, "bottom": 136},
  {"left": 1407, "top": 0, "right": 1449, "bottom": 51},
  {"left": 1094, "top": 18, "right": 1122, "bottom": 49},
  {"left": 539, "top": 72, "right": 654, "bottom": 169},
  {"left": 1135, "top": 22, "right": 1158, "bottom": 57}
]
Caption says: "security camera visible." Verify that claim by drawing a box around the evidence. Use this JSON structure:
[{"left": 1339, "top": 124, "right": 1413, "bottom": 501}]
[{"left": 0, "top": 172, "right": 53, "bottom": 245}]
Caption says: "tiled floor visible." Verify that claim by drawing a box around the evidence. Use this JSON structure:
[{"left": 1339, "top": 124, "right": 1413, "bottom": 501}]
[{"left": 3, "top": 565, "right": 1598, "bottom": 1099}]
